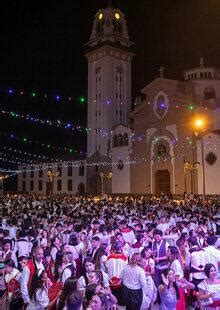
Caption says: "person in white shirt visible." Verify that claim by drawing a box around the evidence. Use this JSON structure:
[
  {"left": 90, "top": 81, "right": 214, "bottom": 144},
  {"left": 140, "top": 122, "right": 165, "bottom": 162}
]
[
  {"left": 157, "top": 216, "right": 171, "bottom": 234},
  {"left": 204, "top": 235, "right": 220, "bottom": 272},
  {"left": 188, "top": 236, "right": 206, "bottom": 291},
  {"left": 27, "top": 270, "right": 57, "bottom": 310},
  {"left": 120, "top": 253, "right": 147, "bottom": 310},
  {"left": 61, "top": 252, "right": 76, "bottom": 283},
  {"left": 20, "top": 246, "right": 45, "bottom": 306},
  {"left": 15, "top": 230, "right": 30, "bottom": 258}
]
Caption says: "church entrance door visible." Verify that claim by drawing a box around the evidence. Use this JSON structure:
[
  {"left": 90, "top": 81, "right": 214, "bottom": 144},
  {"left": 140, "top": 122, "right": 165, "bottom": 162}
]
[{"left": 155, "top": 170, "right": 170, "bottom": 195}]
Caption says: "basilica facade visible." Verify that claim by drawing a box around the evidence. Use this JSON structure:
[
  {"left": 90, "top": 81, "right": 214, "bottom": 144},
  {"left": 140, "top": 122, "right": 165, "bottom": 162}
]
[{"left": 18, "top": 4, "right": 220, "bottom": 196}]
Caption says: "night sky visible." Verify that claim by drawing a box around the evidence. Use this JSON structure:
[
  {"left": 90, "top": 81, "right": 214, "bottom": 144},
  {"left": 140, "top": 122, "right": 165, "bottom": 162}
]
[{"left": 1, "top": 0, "right": 220, "bottom": 180}]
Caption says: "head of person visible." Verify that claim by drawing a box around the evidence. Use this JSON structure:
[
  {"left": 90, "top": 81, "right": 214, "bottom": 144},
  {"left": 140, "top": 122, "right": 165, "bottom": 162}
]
[
  {"left": 57, "top": 277, "right": 77, "bottom": 310},
  {"left": 69, "top": 235, "right": 78, "bottom": 246},
  {"left": 62, "top": 252, "right": 73, "bottom": 265},
  {"left": 79, "top": 231, "right": 87, "bottom": 242},
  {"left": 33, "top": 246, "right": 44, "bottom": 263},
  {"left": 167, "top": 246, "right": 179, "bottom": 261},
  {"left": 42, "top": 229, "right": 48, "bottom": 238},
  {"left": 204, "top": 263, "right": 217, "bottom": 279},
  {"left": 84, "top": 257, "right": 95, "bottom": 273},
  {"left": 4, "top": 259, "right": 15, "bottom": 274},
  {"left": 114, "top": 240, "right": 124, "bottom": 253},
  {"left": 88, "top": 271, "right": 102, "bottom": 285},
  {"left": 92, "top": 236, "right": 100, "bottom": 249},
  {"left": 160, "top": 216, "right": 166, "bottom": 224},
  {"left": 65, "top": 291, "right": 83, "bottom": 310},
  {"left": 51, "top": 235, "right": 61, "bottom": 247},
  {"left": 55, "top": 223, "right": 63, "bottom": 233},
  {"left": 90, "top": 293, "right": 108, "bottom": 310},
  {"left": 188, "top": 236, "right": 200, "bottom": 248},
  {"left": 153, "top": 229, "right": 163, "bottom": 243},
  {"left": 85, "top": 284, "right": 100, "bottom": 305},
  {"left": 62, "top": 244, "right": 70, "bottom": 253},
  {"left": 2, "top": 239, "right": 12, "bottom": 252},
  {"left": 141, "top": 246, "right": 152, "bottom": 259},
  {"left": 129, "top": 253, "right": 142, "bottom": 267},
  {"left": 206, "top": 235, "right": 217, "bottom": 246},
  {"left": 162, "top": 268, "right": 175, "bottom": 283},
  {"left": 18, "top": 256, "right": 29, "bottom": 271},
  {"left": 115, "top": 232, "right": 124, "bottom": 243}
]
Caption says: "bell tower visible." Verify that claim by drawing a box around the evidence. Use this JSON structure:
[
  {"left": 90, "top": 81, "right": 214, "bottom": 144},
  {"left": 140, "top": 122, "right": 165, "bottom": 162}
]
[{"left": 84, "top": 3, "right": 135, "bottom": 157}]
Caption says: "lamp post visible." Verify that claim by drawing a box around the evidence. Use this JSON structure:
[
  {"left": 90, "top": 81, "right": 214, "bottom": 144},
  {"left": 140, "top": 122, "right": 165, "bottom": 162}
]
[
  {"left": 183, "top": 161, "right": 200, "bottom": 193},
  {"left": 0, "top": 175, "right": 9, "bottom": 196},
  {"left": 99, "top": 171, "right": 113, "bottom": 196},
  {"left": 47, "top": 170, "right": 59, "bottom": 195},
  {"left": 194, "top": 118, "right": 206, "bottom": 196}
]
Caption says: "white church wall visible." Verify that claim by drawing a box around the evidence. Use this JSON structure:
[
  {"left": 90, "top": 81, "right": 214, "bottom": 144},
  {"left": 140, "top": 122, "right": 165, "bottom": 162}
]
[
  {"left": 214, "top": 107, "right": 220, "bottom": 130},
  {"left": 17, "top": 161, "right": 86, "bottom": 195},
  {"left": 111, "top": 148, "right": 131, "bottom": 194},
  {"left": 110, "top": 125, "right": 132, "bottom": 193},
  {"left": 197, "top": 133, "right": 220, "bottom": 195}
]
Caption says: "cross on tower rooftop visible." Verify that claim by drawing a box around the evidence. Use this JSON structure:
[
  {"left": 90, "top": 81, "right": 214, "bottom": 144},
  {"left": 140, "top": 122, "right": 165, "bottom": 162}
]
[{"left": 159, "top": 65, "right": 165, "bottom": 78}]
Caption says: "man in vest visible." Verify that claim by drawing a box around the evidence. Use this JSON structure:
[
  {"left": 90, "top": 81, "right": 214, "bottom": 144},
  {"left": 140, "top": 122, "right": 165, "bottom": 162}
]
[
  {"left": 106, "top": 241, "right": 128, "bottom": 306},
  {"left": 2, "top": 239, "right": 18, "bottom": 268},
  {"left": 152, "top": 229, "right": 169, "bottom": 287},
  {"left": 20, "top": 246, "right": 45, "bottom": 306}
]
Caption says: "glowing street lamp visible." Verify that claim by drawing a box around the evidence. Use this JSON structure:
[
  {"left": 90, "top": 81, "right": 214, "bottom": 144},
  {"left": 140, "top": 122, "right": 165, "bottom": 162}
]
[
  {"left": 99, "top": 171, "right": 113, "bottom": 195},
  {"left": 0, "top": 175, "right": 9, "bottom": 196},
  {"left": 47, "top": 170, "right": 59, "bottom": 195},
  {"left": 194, "top": 117, "right": 206, "bottom": 196}
]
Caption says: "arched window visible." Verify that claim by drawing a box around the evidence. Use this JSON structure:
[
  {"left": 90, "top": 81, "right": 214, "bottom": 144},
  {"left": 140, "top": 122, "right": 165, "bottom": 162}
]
[
  {"left": 118, "top": 134, "right": 123, "bottom": 146},
  {"left": 157, "top": 95, "right": 166, "bottom": 109},
  {"left": 123, "top": 133, "right": 129, "bottom": 145},
  {"left": 113, "top": 135, "right": 118, "bottom": 147},
  {"left": 157, "top": 144, "right": 167, "bottom": 156}
]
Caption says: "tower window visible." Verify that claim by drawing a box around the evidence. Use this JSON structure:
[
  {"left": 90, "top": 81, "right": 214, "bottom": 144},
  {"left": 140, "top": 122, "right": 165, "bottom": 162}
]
[
  {"left": 116, "top": 110, "right": 118, "bottom": 115},
  {"left": 30, "top": 180, "right": 34, "bottom": 191},
  {"left": 22, "top": 167, "right": 26, "bottom": 178},
  {"left": 68, "top": 163, "right": 73, "bottom": 177},
  {"left": 39, "top": 165, "right": 43, "bottom": 178},
  {"left": 116, "top": 76, "right": 118, "bottom": 81},
  {"left": 79, "top": 163, "right": 84, "bottom": 176},
  {"left": 57, "top": 180, "right": 62, "bottom": 191},
  {"left": 68, "top": 179, "right": 73, "bottom": 191},
  {"left": 124, "top": 133, "right": 129, "bottom": 145},
  {"left": 113, "top": 135, "right": 118, "bottom": 147},
  {"left": 30, "top": 166, "right": 34, "bottom": 178},
  {"left": 22, "top": 181, "right": 26, "bottom": 191},
  {"left": 57, "top": 164, "right": 62, "bottom": 176},
  {"left": 116, "top": 93, "right": 118, "bottom": 98},
  {"left": 118, "top": 134, "right": 123, "bottom": 146},
  {"left": 38, "top": 180, "right": 42, "bottom": 191}
]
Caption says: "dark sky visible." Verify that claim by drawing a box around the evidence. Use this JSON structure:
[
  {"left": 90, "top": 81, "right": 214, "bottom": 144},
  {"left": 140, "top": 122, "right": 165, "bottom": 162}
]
[{"left": 1, "top": 0, "right": 220, "bottom": 173}]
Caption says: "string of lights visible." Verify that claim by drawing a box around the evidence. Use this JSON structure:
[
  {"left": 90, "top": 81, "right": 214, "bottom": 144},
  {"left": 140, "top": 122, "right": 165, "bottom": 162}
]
[
  {"left": 0, "top": 109, "right": 88, "bottom": 133},
  {"left": 1, "top": 132, "right": 87, "bottom": 155},
  {"left": 0, "top": 87, "right": 86, "bottom": 105},
  {"left": 1, "top": 107, "right": 219, "bottom": 144}
]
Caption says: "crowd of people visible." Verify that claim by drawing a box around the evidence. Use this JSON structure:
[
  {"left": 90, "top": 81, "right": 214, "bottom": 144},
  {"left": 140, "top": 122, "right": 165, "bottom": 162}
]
[{"left": 0, "top": 193, "right": 220, "bottom": 309}]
